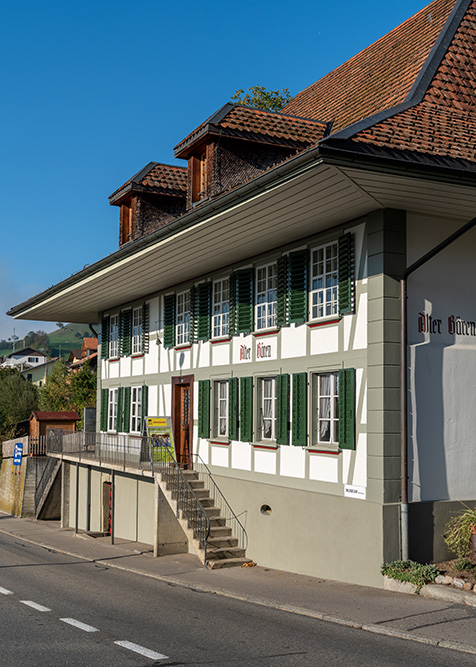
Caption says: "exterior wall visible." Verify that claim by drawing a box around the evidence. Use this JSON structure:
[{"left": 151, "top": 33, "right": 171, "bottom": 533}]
[
  {"left": 132, "top": 195, "right": 186, "bottom": 243},
  {"left": 406, "top": 213, "right": 476, "bottom": 503}
]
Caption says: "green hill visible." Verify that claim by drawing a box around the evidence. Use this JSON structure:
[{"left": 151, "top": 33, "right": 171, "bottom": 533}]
[{"left": 0, "top": 323, "right": 96, "bottom": 360}]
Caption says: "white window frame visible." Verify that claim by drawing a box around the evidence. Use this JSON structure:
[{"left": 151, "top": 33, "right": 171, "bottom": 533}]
[
  {"left": 130, "top": 386, "right": 142, "bottom": 434},
  {"left": 314, "top": 372, "right": 339, "bottom": 445},
  {"left": 260, "top": 377, "right": 277, "bottom": 441},
  {"left": 310, "top": 241, "right": 339, "bottom": 320},
  {"left": 256, "top": 263, "right": 277, "bottom": 330},
  {"left": 108, "top": 388, "right": 118, "bottom": 432},
  {"left": 213, "top": 380, "right": 229, "bottom": 438},
  {"left": 132, "top": 307, "right": 143, "bottom": 355},
  {"left": 176, "top": 291, "right": 190, "bottom": 346},
  {"left": 212, "top": 279, "right": 229, "bottom": 338},
  {"left": 109, "top": 314, "right": 119, "bottom": 358}
]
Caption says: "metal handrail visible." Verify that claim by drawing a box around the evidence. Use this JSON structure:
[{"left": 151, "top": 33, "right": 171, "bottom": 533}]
[
  {"left": 152, "top": 446, "right": 210, "bottom": 561},
  {"left": 192, "top": 452, "right": 248, "bottom": 551}
]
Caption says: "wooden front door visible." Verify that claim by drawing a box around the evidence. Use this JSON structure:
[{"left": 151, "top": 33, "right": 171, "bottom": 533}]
[{"left": 172, "top": 376, "right": 194, "bottom": 468}]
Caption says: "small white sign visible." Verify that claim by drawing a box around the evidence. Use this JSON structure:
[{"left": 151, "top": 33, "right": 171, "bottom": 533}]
[
  {"left": 344, "top": 484, "right": 366, "bottom": 500},
  {"left": 233, "top": 336, "right": 253, "bottom": 364}
]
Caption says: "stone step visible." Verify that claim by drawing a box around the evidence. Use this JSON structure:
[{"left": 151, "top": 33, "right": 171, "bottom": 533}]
[
  {"left": 209, "top": 526, "right": 233, "bottom": 537},
  {"left": 207, "top": 546, "right": 246, "bottom": 559},
  {"left": 204, "top": 506, "right": 221, "bottom": 517},
  {"left": 208, "top": 557, "right": 250, "bottom": 570},
  {"left": 188, "top": 480, "right": 205, "bottom": 490},
  {"left": 209, "top": 517, "right": 226, "bottom": 527},
  {"left": 193, "top": 489, "right": 211, "bottom": 500},
  {"left": 207, "top": 535, "right": 238, "bottom": 548}
]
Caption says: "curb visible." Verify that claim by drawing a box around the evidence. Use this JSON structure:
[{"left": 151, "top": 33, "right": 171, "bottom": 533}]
[
  {"left": 1, "top": 526, "right": 476, "bottom": 657},
  {"left": 384, "top": 575, "right": 476, "bottom": 608}
]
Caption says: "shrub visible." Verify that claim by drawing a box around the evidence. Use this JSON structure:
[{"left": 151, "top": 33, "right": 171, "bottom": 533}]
[
  {"left": 381, "top": 560, "right": 439, "bottom": 593},
  {"left": 443, "top": 504, "right": 476, "bottom": 560}
]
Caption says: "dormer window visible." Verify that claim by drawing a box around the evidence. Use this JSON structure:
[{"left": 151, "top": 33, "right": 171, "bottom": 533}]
[
  {"left": 192, "top": 151, "right": 207, "bottom": 203},
  {"left": 120, "top": 200, "right": 132, "bottom": 244}
]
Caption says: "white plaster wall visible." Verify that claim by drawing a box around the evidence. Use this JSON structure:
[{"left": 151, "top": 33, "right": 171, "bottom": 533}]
[
  {"left": 309, "top": 454, "right": 339, "bottom": 483},
  {"left": 145, "top": 349, "right": 159, "bottom": 375},
  {"left": 281, "top": 323, "right": 307, "bottom": 358},
  {"left": 120, "top": 357, "right": 131, "bottom": 377},
  {"left": 407, "top": 213, "right": 476, "bottom": 502},
  {"left": 279, "top": 446, "right": 306, "bottom": 479},
  {"left": 254, "top": 449, "right": 277, "bottom": 475},
  {"left": 310, "top": 325, "right": 339, "bottom": 355},
  {"left": 231, "top": 441, "right": 252, "bottom": 471},
  {"left": 131, "top": 357, "right": 143, "bottom": 376},
  {"left": 109, "top": 360, "right": 120, "bottom": 379},
  {"left": 212, "top": 342, "right": 230, "bottom": 366},
  {"left": 195, "top": 341, "right": 211, "bottom": 368},
  {"left": 210, "top": 445, "right": 229, "bottom": 468},
  {"left": 148, "top": 385, "right": 158, "bottom": 417}
]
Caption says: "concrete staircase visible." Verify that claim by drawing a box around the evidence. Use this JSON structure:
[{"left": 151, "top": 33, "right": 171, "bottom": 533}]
[
  {"left": 35, "top": 458, "right": 62, "bottom": 520},
  {"left": 156, "top": 468, "right": 249, "bottom": 569}
]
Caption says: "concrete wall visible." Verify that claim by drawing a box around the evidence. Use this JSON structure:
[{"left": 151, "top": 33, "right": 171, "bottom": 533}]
[
  {"left": 407, "top": 213, "right": 476, "bottom": 503},
  {"left": 0, "top": 447, "right": 48, "bottom": 517}
]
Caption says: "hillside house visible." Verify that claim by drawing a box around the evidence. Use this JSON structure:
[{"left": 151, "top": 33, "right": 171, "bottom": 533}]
[{"left": 7, "top": 0, "right": 476, "bottom": 586}]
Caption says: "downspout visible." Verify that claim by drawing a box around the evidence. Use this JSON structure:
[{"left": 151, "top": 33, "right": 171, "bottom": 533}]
[{"left": 400, "top": 214, "right": 476, "bottom": 560}]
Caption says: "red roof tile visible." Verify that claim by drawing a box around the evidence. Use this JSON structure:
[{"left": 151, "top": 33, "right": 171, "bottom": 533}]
[
  {"left": 109, "top": 162, "right": 187, "bottom": 203},
  {"left": 82, "top": 337, "right": 98, "bottom": 351},
  {"left": 174, "top": 104, "right": 328, "bottom": 158},
  {"left": 350, "top": 1, "right": 476, "bottom": 164},
  {"left": 283, "top": 0, "right": 455, "bottom": 132}
]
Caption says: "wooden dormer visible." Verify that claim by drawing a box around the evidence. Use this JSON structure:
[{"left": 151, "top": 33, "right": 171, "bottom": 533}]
[
  {"left": 109, "top": 162, "right": 187, "bottom": 247},
  {"left": 174, "top": 103, "right": 329, "bottom": 207}
]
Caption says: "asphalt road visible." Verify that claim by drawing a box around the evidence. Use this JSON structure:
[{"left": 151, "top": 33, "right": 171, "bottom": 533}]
[{"left": 0, "top": 532, "right": 475, "bottom": 666}]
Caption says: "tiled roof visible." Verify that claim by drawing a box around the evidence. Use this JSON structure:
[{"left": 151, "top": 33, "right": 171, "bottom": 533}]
[
  {"left": 283, "top": 0, "right": 455, "bottom": 132},
  {"left": 348, "top": 0, "right": 476, "bottom": 164},
  {"left": 109, "top": 162, "right": 187, "bottom": 203},
  {"left": 174, "top": 104, "right": 328, "bottom": 158},
  {"left": 82, "top": 337, "right": 98, "bottom": 351},
  {"left": 31, "top": 411, "right": 80, "bottom": 421}
]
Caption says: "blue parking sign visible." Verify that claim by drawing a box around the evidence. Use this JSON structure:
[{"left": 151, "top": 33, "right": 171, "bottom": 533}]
[{"left": 13, "top": 443, "right": 23, "bottom": 466}]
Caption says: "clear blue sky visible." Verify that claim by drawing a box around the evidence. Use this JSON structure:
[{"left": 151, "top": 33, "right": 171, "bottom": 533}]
[{"left": 0, "top": 0, "right": 430, "bottom": 341}]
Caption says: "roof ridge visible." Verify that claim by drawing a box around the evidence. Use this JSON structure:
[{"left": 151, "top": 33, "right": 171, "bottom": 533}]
[{"left": 325, "top": 0, "right": 470, "bottom": 142}]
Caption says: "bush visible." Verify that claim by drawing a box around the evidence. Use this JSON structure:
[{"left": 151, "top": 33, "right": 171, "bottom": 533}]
[
  {"left": 443, "top": 504, "right": 476, "bottom": 560},
  {"left": 381, "top": 560, "right": 439, "bottom": 593}
]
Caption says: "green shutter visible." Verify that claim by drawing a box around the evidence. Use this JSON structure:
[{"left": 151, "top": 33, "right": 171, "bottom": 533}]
[
  {"left": 198, "top": 380, "right": 210, "bottom": 438},
  {"left": 142, "top": 303, "right": 150, "bottom": 353},
  {"left": 189, "top": 287, "right": 196, "bottom": 344},
  {"left": 141, "top": 385, "right": 149, "bottom": 433},
  {"left": 121, "top": 310, "right": 132, "bottom": 356},
  {"left": 197, "top": 283, "right": 211, "bottom": 340},
  {"left": 123, "top": 386, "right": 131, "bottom": 433},
  {"left": 163, "top": 294, "right": 175, "bottom": 348},
  {"left": 292, "top": 373, "right": 307, "bottom": 446},
  {"left": 228, "top": 377, "right": 239, "bottom": 440},
  {"left": 338, "top": 233, "right": 354, "bottom": 314},
  {"left": 276, "top": 374, "right": 290, "bottom": 445},
  {"left": 277, "top": 255, "right": 288, "bottom": 328},
  {"left": 240, "top": 376, "right": 253, "bottom": 442},
  {"left": 236, "top": 268, "right": 254, "bottom": 334},
  {"left": 289, "top": 250, "right": 308, "bottom": 323},
  {"left": 228, "top": 272, "right": 237, "bottom": 335},
  {"left": 100, "top": 388, "right": 108, "bottom": 431},
  {"left": 117, "top": 387, "right": 124, "bottom": 433},
  {"left": 101, "top": 316, "right": 110, "bottom": 359},
  {"left": 339, "top": 368, "right": 355, "bottom": 449}
]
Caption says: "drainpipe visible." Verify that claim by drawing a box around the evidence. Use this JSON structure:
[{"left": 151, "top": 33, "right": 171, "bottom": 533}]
[{"left": 400, "top": 214, "right": 476, "bottom": 561}]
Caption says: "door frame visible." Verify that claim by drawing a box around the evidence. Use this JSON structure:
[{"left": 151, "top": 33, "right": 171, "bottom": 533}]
[{"left": 171, "top": 375, "right": 194, "bottom": 468}]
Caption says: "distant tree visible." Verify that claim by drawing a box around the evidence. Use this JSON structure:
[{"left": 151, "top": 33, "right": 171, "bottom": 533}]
[
  {"left": 70, "top": 362, "right": 97, "bottom": 429},
  {"left": 38, "top": 359, "right": 71, "bottom": 411},
  {"left": 0, "top": 368, "right": 38, "bottom": 439},
  {"left": 24, "top": 330, "right": 52, "bottom": 357},
  {"left": 55, "top": 322, "right": 64, "bottom": 329},
  {"left": 230, "top": 85, "right": 292, "bottom": 112}
]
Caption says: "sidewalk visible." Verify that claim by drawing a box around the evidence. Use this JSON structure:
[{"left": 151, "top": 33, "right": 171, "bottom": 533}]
[{"left": 1, "top": 512, "right": 476, "bottom": 656}]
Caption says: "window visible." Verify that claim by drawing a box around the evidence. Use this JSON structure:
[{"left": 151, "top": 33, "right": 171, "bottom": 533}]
[
  {"left": 109, "top": 314, "right": 119, "bottom": 357},
  {"left": 213, "top": 279, "right": 229, "bottom": 338},
  {"left": 260, "top": 377, "right": 277, "bottom": 441},
  {"left": 315, "top": 372, "right": 339, "bottom": 445},
  {"left": 192, "top": 151, "right": 207, "bottom": 203},
  {"left": 256, "top": 263, "right": 277, "bottom": 330},
  {"left": 108, "top": 388, "right": 118, "bottom": 432},
  {"left": 176, "top": 291, "right": 190, "bottom": 345},
  {"left": 130, "top": 386, "right": 142, "bottom": 433},
  {"left": 214, "top": 380, "right": 229, "bottom": 438},
  {"left": 120, "top": 201, "right": 132, "bottom": 245},
  {"left": 310, "top": 241, "right": 338, "bottom": 320},
  {"left": 28, "top": 357, "right": 36, "bottom": 363},
  {"left": 132, "top": 307, "right": 143, "bottom": 355}
]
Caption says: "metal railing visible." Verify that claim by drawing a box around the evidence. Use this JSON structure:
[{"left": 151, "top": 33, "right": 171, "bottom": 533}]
[
  {"left": 192, "top": 453, "right": 248, "bottom": 552},
  {"left": 152, "top": 447, "right": 210, "bottom": 560},
  {"left": 35, "top": 456, "right": 60, "bottom": 511}
]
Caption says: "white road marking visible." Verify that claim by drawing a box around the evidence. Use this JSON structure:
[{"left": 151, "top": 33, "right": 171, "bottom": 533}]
[
  {"left": 20, "top": 600, "right": 51, "bottom": 612},
  {"left": 60, "top": 618, "right": 99, "bottom": 633},
  {"left": 114, "top": 640, "right": 168, "bottom": 661},
  {"left": 0, "top": 587, "right": 13, "bottom": 595}
]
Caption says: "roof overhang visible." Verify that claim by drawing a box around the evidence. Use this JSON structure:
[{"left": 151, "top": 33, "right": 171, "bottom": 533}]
[{"left": 8, "top": 146, "right": 476, "bottom": 324}]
